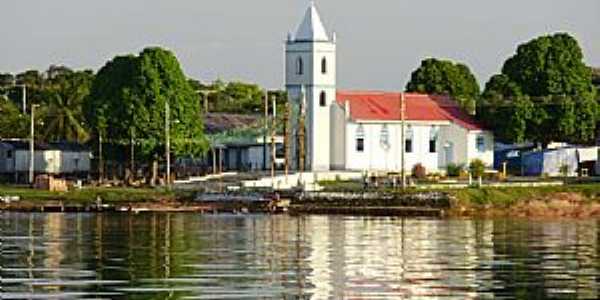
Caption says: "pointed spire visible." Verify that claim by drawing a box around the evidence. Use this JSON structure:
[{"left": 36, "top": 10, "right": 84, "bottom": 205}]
[{"left": 294, "top": 1, "right": 330, "bottom": 42}]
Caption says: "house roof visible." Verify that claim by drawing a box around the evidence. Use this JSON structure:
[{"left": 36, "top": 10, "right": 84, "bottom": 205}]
[
  {"left": 336, "top": 90, "right": 484, "bottom": 131},
  {"left": 294, "top": 1, "right": 330, "bottom": 42},
  {"left": 0, "top": 140, "right": 89, "bottom": 152},
  {"left": 204, "top": 113, "right": 262, "bottom": 135}
]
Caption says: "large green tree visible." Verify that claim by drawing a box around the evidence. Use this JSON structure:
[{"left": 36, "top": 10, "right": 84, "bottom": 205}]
[
  {"left": 86, "top": 47, "right": 208, "bottom": 173},
  {"left": 406, "top": 58, "right": 480, "bottom": 112},
  {"left": 480, "top": 33, "right": 598, "bottom": 145}
]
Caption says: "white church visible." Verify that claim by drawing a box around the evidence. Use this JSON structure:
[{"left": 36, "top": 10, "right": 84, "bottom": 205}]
[{"left": 285, "top": 2, "right": 494, "bottom": 173}]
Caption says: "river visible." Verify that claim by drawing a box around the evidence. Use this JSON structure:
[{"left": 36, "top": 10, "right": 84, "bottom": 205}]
[{"left": 1, "top": 213, "right": 599, "bottom": 299}]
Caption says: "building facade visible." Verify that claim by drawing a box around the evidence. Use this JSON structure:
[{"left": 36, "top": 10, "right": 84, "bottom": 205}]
[{"left": 285, "top": 3, "right": 494, "bottom": 173}]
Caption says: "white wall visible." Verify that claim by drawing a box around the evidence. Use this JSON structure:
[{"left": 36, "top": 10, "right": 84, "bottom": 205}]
[
  {"left": 13, "top": 150, "right": 90, "bottom": 174},
  {"left": 330, "top": 102, "right": 346, "bottom": 170},
  {"left": 345, "top": 122, "right": 443, "bottom": 173},
  {"left": 285, "top": 38, "right": 336, "bottom": 172},
  {"left": 466, "top": 131, "right": 494, "bottom": 167}
]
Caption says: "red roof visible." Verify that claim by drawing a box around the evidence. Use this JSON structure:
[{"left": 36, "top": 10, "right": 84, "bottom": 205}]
[{"left": 336, "top": 90, "right": 484, "bottom": 131}]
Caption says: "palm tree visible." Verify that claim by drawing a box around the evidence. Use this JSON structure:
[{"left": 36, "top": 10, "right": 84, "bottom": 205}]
[{"left": 40, "top": 70, "right": 93, "bottom": 143}]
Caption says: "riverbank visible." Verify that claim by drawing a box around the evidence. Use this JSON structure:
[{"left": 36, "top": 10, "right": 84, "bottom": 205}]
[
  {"left": 3, "top": 184, "right": 600, "bottom": 218},
  {"left": 290, "top": 184, "right": 600, "bottom": 218},
  {"left": 450, "top": 184, "right": 600, "bottom": 218}
]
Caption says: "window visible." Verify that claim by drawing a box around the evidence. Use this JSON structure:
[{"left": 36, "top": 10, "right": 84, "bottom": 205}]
[
  {"left": 429, "top": 126, "right": 439, "bottom": 153},
  {"left": 380, "top": 125, "right": 390, "bottom": 150},
  {"left": 296, "top": 57, "right": 303, "bottom": 75},
  {"left": 356, "top": 138, "right": 365, "bottom": 152},
  {"left": 356, "top": 125, "right": 365, "bottom": 152},
  {"left": 405, "top": 139, "right": 413, "bottom": 153},
  {"left": 321, "top": 57, "right": 327, "bottom": 74},
  {"left": 476, "top": 135, "right": 486, "bottom": 152},
  {"left": 6, "top": 150, "right": 13, "bottom": 159},
  {"left": 319, "top": 91, "right": 326, "bottom": 107},
  {"left": 429, "top": 140, "right": 437, "bottom": 153},
  {"left": 405, "top": 126, "right": 414, "bottom": 153}
]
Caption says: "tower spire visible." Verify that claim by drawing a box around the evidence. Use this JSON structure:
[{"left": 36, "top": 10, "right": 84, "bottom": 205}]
[{"left": 295, "top": 1, "right": 329, "bottom": 42}]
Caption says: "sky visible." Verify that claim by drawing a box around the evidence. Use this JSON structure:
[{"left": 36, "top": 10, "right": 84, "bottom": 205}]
[{"left": 1, "top": 0, "right": 599, "bottom": 91}]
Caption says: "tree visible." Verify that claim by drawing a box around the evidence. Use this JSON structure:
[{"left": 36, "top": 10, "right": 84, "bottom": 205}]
[
  {"left": 86, "top": 47, "right": 208, "bottom": 181},
  {"left": 500, "top": 33, "right": 595, "bottom": 100},
  {"left": 480, "top": 33, "right": 598, "bottom": 145},
  {"left": 592, "top": 67, "right": 600, "bottom": 97},
  {"left": 0, "top": 99, "right": 28, "bottom": 138},
  {"left": 40, "top": 67, "right": 94, "bottom": 142},
  {"left": 406, "top": 58, "right": 480, "bottom": 112}
]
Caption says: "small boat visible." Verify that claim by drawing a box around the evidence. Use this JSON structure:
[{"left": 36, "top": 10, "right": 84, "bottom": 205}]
[{"left": 194, "top": 192, "right": 271, "bottom": 203}]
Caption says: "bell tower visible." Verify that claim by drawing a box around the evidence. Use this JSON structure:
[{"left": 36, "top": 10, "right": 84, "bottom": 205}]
[{"left": 285, "top": 1, "right": 336, "bottom": 171}]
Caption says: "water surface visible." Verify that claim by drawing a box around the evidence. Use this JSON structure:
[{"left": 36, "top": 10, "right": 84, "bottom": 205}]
[{"left": 1, "top": 213, "right": 599, "bottom": 299}]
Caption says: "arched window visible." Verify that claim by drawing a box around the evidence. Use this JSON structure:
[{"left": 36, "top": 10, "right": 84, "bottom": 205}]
[
  {"left": 405, "top": 126, "right": 414, "bottom": 153},
  {"left": 356, "top": 125, "right": 365, "bottom": 152},
  {"left": 380, "top": 125, "right": 390, "bottom": 151},
  {"left": 296, "top": 57, "right": 303, "bottom": 75},
  {"left": 321, "top": 57, "right": 327, "bottom": 74},
  {"left": 429, "top": 126, "right": 439, "bottom": 153},
  {"left": 319, "top": 91, "right": 326, "bottom": 107}
]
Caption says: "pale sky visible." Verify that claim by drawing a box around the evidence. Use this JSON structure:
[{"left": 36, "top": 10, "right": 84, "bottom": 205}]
[{"left": 1, "top": 0, "right": 599, "bottom": 90}]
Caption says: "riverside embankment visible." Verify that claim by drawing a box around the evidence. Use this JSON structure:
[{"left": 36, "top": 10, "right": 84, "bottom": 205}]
[{"left": 3, "top": 184, "right": 600, "bottom": 218}]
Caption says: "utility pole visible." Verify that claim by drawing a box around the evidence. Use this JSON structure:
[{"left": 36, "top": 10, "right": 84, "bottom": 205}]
[
  {"left": 400, "top": 93, "right": 406, "bottom": 190},
  {"left": 263, "top": 91, "right": 269, "bottom": 171},
  {"left": 283, "top": 102, "right": 290, "bottom": 180},
  {"left": 29, "top": 104, "right": 39, "bottom": 184},
  {"left": 271, "top": 95, "right": 277, "bottom": 187},
  {"left": 98, "top": 134, "right": 104, "bottom": 183},
  {"left": 165, "top": 100, "right": 171, "bottom": 189},
  {"left": 298, "top": 92, "right": 306, "bottom": 173},
  {"left": 19, "top": 85, "right": 26, "bottom": 114}
]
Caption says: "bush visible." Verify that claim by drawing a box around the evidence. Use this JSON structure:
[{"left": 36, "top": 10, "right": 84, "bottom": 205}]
[
  {"left": 412, "top": 163, "right": 427, "bottom": 179},
  {"left": 469, "top": 159, "right": 486, "bottom": 178},
  {"left": 446, "top": 163, "right": 463, "bottom": 177}
]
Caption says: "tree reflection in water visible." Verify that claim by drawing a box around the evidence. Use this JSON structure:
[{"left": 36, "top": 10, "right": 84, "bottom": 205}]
[{"left": 1, "top": 213, "right": 599, "bottom": 299}]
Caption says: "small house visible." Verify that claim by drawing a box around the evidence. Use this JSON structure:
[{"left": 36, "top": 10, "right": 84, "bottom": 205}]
[{"left": 0, "top": 140, "right": 91, "bottom": 183}]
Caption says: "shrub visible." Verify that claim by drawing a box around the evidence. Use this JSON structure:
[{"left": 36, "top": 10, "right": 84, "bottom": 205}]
[
  {"left": 559, "top": 164, "right": 570, "bottom": 177},
  {"left": 469, "top": 159, "right": 486, "bottom": 178},
  {"left": 412, "top": 163, "right": 427, "bottom": 179},
  {"left": 446, "top": 163, "right": 463, "bottom": 177}
]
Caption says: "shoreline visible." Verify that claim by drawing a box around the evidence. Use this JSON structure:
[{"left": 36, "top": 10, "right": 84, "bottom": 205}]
[{"left": 2, "top": 184, "right": 600, "bottom": 218}]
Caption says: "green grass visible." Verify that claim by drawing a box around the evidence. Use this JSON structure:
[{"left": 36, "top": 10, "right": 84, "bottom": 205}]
[
  {"left": 450, "top": 184, "right": 600, "bottom": 208},
  {"left": 0, "top": 185, "right": 186, "bottom": 204}
]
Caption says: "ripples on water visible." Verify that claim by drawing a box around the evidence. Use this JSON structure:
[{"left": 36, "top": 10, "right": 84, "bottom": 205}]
[{"left": 1, "top": 213, "right": 599, "bottom": 299}]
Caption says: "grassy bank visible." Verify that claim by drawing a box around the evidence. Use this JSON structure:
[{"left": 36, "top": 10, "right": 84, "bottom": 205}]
[{"left": 0, "top": 185, "right": 188, "bottom": 204}]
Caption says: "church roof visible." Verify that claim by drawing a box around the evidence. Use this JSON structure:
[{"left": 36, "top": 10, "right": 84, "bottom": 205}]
[
  {"left": 294, "top": 1, "right": 330, "bottom": 42},
  {"left": 336, "top": 91, "right": 485, "bottom": 131}
]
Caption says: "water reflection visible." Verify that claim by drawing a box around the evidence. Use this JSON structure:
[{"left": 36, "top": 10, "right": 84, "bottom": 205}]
[{"left": 1, "top": 213, "right": 599, "bottom": 299}]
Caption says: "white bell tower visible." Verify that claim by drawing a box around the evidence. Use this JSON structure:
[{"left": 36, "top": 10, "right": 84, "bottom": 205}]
[{"left": 285, "top": 1, "right": 336, "bottom": 171}]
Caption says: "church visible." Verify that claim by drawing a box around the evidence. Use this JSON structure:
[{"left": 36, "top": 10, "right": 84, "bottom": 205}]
[{"left": 285, "top": 2, "right": 494, "bottom": 173}]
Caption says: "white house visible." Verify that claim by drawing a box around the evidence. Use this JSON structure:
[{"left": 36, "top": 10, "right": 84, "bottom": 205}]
[
  {"left": 0, "top": 140, "right": 91, "bottom": 182},
  {"left": 284, "top": 3, "right": 493, "bottom": 173}
]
